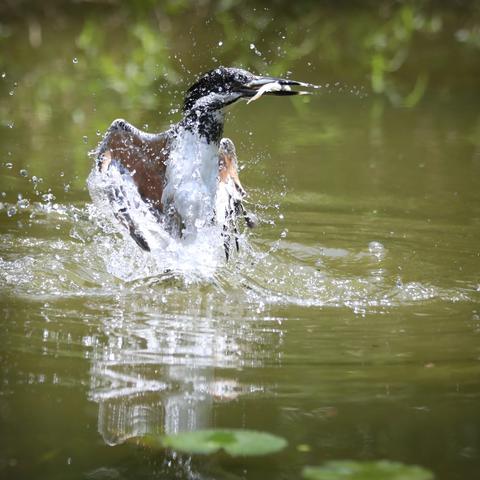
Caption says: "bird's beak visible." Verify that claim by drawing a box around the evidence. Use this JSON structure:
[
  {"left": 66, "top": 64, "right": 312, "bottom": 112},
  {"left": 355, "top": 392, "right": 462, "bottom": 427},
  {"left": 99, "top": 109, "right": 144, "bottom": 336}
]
[{"left": 239, "top": 75, "right": 317, "bottom": 104}]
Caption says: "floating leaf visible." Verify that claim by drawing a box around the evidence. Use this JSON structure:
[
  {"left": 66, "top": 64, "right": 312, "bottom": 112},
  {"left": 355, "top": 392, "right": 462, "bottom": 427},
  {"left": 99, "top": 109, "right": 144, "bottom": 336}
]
[
  {"left": 161, "top": 429, "right": 287, "bottom": 456},
  {"left": 302, "top": 460, "right": 434, "bottom": 480}
]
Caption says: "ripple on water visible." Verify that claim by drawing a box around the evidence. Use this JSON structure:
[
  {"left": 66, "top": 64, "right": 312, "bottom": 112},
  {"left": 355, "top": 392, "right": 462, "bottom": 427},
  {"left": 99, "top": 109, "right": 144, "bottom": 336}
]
[{"left": 0, "top": 200, "right": 475, "bottom": 311}]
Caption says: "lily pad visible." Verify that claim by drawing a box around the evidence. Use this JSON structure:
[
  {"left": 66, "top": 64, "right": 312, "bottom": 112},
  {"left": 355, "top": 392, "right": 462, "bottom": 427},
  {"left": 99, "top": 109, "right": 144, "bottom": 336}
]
[
  {"left": 302, "top": 460, "right": 434, "bottom": 480},
  {"left": 161, "top": 429, "right": 287, "bottom": 456}
]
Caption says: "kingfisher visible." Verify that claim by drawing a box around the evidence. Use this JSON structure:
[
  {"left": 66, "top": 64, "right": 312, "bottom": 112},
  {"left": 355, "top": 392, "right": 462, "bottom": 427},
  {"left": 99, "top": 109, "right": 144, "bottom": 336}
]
[{"left": 89, "top": 67, "right": 312, "bottom": 258}]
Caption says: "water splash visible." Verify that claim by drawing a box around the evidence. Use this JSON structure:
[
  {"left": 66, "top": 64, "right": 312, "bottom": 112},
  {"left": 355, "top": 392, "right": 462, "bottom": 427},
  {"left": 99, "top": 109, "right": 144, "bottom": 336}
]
[
  {"left": 86, "top": 154, "right": 224, "bottom": 283},
  {"left": 0, "top": 150, "right": 476, "bottom": 310},
  {"left": 0, "top": 198, "right": 475, "bottom": 311}
]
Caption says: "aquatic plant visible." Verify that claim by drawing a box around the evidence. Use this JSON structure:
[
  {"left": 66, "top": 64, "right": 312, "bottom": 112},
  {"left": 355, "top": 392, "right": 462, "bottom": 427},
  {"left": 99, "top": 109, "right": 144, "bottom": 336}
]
[
  {"left": 302, "top": 460, "right": 434, "bottom": 480},
  {"left": 160, "top": 428, "right": 288, "bottom": 456}
]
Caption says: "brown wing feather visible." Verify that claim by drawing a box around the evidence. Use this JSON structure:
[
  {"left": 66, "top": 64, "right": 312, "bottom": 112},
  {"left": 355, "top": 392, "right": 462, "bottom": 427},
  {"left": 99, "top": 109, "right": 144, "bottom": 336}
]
[
  {"left": 218, "top": 138, "right": 257, "bottom": 229},
  {"left": 218, "top": 138, "right": 259, "bottom": 260},
  {"left": 218, "top": 138, "right": 246, "bottom": 198},
  {"left": 97, "top": 119, "right": 171, "bottom": 213}
]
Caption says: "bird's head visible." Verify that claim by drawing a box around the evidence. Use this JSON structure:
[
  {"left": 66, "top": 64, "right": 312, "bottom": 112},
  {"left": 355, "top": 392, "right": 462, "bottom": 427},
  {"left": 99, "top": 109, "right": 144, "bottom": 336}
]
[{"left": 183, "top": 66, "right": 311, "bottom": 114}]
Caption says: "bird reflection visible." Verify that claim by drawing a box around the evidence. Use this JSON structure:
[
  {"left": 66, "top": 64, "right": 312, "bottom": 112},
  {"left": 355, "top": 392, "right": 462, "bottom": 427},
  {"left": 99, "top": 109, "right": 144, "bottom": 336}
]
[{"left": 88, "top": 303, "right": 282, "bottom": 446}]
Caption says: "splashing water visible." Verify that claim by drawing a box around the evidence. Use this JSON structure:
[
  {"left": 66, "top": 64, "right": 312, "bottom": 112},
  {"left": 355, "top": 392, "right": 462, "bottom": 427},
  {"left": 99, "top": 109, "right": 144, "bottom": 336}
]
[
  {"left": 0, "top": 189, "right": 474, "bottom": 313},
  {"left": 87, "top": 158, "right": 225, "bottom": 283}
]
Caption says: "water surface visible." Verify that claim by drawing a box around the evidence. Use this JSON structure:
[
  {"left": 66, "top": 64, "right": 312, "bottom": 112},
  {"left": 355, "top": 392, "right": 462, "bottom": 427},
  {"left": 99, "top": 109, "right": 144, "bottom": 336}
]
[{"left": 1, "top": 3, "right": 480, "bottom": 480}]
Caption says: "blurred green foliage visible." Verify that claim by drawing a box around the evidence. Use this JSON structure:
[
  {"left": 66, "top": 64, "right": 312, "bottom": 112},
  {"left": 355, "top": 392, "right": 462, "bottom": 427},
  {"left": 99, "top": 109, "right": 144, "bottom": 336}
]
[
  {"left": 1, "top": 1, "right": 479, "bottom": 113},
  {"left": 0, "top": 0, "right": 479, "bottom": 190}
]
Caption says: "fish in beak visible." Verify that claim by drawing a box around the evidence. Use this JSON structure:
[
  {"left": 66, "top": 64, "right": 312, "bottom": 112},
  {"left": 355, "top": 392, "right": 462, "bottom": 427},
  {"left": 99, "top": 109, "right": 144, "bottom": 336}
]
[{"left": 239, "top": 75, "right": 319, "bottom": 104}]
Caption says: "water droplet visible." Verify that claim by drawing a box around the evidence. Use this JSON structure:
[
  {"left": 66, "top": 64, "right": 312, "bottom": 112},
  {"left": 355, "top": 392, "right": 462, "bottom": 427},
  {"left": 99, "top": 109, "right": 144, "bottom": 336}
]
[
  {"left": 5, "top": 163, "right": 13, "bottom": 169},
  {"left": 249, "top": 43, "right": 262, "bottom": 56},
  {"left": 7, "top": 206, "right": 17, "bottom": 217},
  {"left": 368, "top": 241, "right": 385, "bottom": 259},
  {"left": 19, "top": 169, "right": 28, "bottom": 177},
  {"left": 218, "top": 41, "right": 223, "bottom": 46},
  {"left": 42, "top": 193, "right": 55, "bottom": 202},
  {"left": 96, "top": 129, "right": 101, "bottom": 136},
  {"left": 72, "top": 57, "right": 78, "bottom": 64},
  {"left": 1, "top": 72, "right": 6, "bottom": 79},
  {"left": 82, "top": 135, "right": 88, "bottom": 144},
  {"left": 280, "top": 229, "right": 288, "bottom": 238},
  {"left": 17, "top": 198, "right": 30, "bottom": 209},
  {"left": 9, "top": 90, "right": 14, "bottom": 96}
]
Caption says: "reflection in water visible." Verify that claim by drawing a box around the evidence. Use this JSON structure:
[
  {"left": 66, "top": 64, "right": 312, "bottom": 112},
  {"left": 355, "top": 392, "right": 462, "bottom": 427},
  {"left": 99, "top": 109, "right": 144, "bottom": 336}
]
[{"left": 89, "top": 307, "right": 274, "bottom": 446}]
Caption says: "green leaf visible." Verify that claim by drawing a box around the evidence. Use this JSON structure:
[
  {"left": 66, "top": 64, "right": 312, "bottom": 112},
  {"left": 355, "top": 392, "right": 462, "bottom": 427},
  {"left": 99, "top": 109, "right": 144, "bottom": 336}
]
[
  {"left": 302, "top": 460, "right": 434, "bottom": 480},
  {"left": 161, "top": 429, "right": 288, "bottom": 456}
]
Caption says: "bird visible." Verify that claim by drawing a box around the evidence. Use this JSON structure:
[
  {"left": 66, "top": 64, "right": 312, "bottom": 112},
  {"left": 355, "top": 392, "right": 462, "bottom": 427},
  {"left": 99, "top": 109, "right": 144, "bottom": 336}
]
[{"left": 89, "top": 66, "right": 312, "bottom": 258}]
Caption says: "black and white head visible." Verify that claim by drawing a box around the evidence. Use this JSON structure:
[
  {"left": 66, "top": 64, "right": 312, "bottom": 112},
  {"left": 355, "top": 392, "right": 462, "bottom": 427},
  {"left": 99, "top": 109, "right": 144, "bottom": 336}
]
[{"left": 183, "top": 66, "right": 311, "bottom": 114}]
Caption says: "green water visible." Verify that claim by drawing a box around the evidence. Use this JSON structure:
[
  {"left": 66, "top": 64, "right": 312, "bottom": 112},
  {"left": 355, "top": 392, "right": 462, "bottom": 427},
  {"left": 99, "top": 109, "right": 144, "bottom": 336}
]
[{"left": 1, "top": 2, "right": 480, "bottom": 479}]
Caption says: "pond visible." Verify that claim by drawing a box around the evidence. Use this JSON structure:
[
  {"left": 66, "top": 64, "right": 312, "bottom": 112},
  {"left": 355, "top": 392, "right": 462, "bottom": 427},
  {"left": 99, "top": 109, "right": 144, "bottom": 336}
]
[{"left": 1, "top": 2, "right": 479, "bottom": 479}]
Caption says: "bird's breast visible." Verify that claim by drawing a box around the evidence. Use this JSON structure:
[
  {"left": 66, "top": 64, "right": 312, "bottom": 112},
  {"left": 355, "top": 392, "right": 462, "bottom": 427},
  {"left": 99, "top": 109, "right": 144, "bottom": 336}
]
[{"left": 161, "top": 130, "right": 219, "bottom": 236}]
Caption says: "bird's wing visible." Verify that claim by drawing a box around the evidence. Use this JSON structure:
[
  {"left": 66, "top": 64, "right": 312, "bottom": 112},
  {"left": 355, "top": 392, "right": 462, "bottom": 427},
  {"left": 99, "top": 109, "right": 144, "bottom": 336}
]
[
  {"left": 96, "top": 119, "right": 171, "bottom": 211},
  {"left": 218, "top": 138, "right": 257, "bottom": 227},
  {"left": 92, "top": 119, "right": 171, "bottom": 251},
  {"left": 218, "top": 142, "right": 246, "bottom": 199},
  {"left": 217, "top": 138, "right": 257, "bottom": 259}
]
